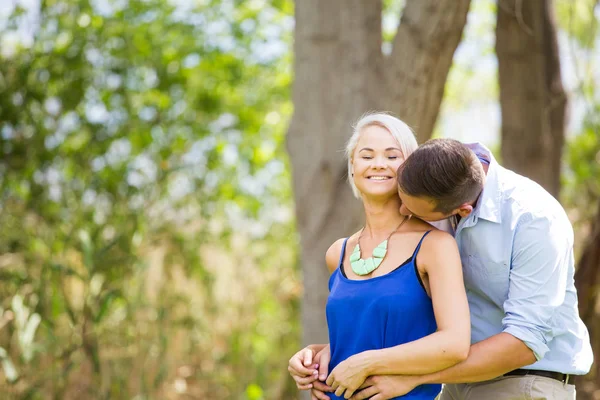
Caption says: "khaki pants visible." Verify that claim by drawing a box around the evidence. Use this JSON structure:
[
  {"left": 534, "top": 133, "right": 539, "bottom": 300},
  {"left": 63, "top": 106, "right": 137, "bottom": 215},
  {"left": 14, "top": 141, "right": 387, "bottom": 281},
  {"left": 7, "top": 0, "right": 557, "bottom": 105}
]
[{"left": 438, "top": 376, "right": 576, "bottom": 400}]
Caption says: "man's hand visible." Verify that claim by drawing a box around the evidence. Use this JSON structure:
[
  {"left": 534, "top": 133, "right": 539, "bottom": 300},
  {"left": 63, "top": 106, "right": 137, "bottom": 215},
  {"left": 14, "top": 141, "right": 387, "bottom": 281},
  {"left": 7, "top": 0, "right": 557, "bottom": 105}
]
[
  {"left": 325, "top": 354, "right": 370, "bottom": 399},
  {"left": 311, "top": 380, "right": 334, "bottom": 400},
  {"left": 349, "top": 375, "right": 422, "bottom": 400}
]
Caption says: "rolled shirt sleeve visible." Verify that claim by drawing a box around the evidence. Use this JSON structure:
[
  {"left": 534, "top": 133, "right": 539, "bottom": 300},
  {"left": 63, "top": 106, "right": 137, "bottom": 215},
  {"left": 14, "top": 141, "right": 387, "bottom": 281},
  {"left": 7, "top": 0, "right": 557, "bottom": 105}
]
[{"left": 502, "top": 212, "right": 572, "bottom": 361}]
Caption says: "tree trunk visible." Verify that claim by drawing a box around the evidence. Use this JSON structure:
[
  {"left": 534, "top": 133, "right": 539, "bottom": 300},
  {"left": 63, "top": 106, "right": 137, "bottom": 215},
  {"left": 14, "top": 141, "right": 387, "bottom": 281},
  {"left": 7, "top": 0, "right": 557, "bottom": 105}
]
[
  {"left": 385, "top": 1, "right": 472, "bottom": 144},
  {"left": 496, "top": 0, "right": 567, "bottom": 199},
  {"left": 574, "top": 199, "right": 600, "bottom": 399},
  {"left": 287, "top": 0, "right": 471, "bottom": 346}
]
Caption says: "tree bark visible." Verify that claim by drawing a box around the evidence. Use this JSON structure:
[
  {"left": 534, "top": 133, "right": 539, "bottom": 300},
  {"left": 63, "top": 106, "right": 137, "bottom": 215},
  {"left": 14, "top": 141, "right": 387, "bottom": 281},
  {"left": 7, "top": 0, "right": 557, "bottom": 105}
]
[
  {"left": 496, "top": 0, "right": 567, "bottom": 198},
  {"left": 385, "top": 1, "right": 472, "bottom": 143},
  {"left": 574, "top": 199, "right": 600, "bottom": 399},
  {"left": 287, "top": 0, "right": 471, "bottom": 346}
]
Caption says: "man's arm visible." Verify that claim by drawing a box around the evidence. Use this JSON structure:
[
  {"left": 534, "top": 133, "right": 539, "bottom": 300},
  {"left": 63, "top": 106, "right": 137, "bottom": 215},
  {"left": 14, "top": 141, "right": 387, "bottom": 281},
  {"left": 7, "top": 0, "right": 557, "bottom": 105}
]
[
  {"left": 420, "top": 332, "right": 536, "bottom": 385},
  {"left": 426, "top": 213, "right": 569, "bottom": 383},
  {"left": 349, "top": 334, "right": 536, "bottom": 400},
  {"left": 499, "top": 213, "right": 570, "bottom": 361},
  {"left": 381, "top": 214, "right": 570, "bottom": 392},
  {"left": 350, "top": 213, "right": 573, "bottom": 400}
]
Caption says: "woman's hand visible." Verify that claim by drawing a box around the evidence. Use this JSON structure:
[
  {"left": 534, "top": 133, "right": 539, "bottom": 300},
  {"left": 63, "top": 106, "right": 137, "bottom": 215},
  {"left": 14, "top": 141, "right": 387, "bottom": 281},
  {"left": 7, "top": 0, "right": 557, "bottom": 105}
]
[
  {"left": 326, "top": 353, "right": 371, "bottom": 399},
  {"left": 288, "top": 344, "right": 329, "bottom": 390}
]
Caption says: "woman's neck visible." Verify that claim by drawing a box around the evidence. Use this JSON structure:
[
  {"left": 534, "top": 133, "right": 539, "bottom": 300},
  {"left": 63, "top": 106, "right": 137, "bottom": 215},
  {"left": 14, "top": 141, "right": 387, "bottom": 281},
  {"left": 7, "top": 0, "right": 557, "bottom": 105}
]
[{"left": 361, "top": 197, "right": 404, "bottom": 238}]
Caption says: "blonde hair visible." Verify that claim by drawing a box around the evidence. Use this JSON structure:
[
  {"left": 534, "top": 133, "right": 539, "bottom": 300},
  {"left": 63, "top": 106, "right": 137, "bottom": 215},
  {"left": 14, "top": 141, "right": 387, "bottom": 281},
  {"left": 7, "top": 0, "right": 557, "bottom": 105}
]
[{"left": 346, "top": 112, "right": 418, "bottom": 199}]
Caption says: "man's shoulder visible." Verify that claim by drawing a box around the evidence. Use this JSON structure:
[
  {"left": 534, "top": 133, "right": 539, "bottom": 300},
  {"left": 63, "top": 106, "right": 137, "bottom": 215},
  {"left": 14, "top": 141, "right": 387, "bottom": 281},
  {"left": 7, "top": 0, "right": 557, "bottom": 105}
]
[
  {"left": 492, "top": 168, "right": 573, "bottom": 247},
  {"left": 496, "top": 166, "right": 565, "bottom": 219}
]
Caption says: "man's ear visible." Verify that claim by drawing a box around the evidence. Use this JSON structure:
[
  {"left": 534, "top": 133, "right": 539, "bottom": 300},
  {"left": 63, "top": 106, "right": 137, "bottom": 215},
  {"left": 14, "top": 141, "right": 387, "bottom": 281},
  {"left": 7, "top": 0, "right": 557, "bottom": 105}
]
[{"left": 456, "top": 203, "right": 474, "bottom": 218}]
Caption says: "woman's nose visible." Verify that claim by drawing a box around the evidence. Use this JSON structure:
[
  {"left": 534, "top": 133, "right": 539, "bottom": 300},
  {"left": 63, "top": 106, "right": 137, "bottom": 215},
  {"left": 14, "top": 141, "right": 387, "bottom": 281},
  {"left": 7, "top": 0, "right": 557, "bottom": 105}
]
[{"left": 374, "top": 156, "right": 386, "bottom": 168}]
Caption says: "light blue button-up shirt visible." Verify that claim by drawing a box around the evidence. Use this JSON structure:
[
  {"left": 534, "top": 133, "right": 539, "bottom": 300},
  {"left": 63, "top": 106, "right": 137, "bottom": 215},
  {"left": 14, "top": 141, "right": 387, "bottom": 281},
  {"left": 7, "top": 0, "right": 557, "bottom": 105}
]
[{"left": 453, "top": 143, "right": 593, "bottom": 374}]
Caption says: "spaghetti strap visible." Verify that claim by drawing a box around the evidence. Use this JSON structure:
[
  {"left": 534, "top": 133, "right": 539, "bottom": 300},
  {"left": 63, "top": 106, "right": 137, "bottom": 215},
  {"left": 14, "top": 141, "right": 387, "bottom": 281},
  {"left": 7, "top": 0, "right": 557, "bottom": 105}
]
[
  {"left": 338, "top": 238, "right": 349, "bottom": 269},
  {"left": 411, "top": 230, "right": 432, "bottom": 259}
]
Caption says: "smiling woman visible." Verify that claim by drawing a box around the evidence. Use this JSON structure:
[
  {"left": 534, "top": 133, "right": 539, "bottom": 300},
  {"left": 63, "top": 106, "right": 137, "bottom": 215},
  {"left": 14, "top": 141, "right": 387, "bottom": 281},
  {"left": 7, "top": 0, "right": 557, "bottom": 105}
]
[
  {"left": 287, "top": 112, "right": 471, "bottom": 400},
  {"left": 351, "top": 125, "right": 406, "bottom": 199},
  {"left": 345, "top": 113, "right": 418, "bottom": 199}
]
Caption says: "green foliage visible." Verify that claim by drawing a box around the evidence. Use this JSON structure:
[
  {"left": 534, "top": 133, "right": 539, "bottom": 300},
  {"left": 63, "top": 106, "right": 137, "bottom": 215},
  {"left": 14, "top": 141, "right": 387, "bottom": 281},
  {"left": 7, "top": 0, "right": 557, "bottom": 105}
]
[
  {"left": 0, "top": 0, "right": 298, "bottom": 398},
  {"left": 0, "top": 0, "right": 593, "bottom": 398},
  {"left": 382, "top": 0, "right": 405, "bottom": 47},
  {"left": 564, "top": 108, "right": 600, "bottom": 225},
  {"left": 556, "top": 0, "right": 600, "bottom": 107},
  {"left": 558, "top": 0, "right": 600, "bottom": 237},
  {"left": 556, "top": 0, "right": 599, "bottom": 50}
]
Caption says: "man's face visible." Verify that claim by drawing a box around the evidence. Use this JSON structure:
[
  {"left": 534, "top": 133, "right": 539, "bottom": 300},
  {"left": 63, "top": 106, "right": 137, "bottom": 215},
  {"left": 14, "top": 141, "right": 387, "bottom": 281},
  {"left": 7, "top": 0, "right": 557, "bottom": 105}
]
[{"left": 397, "top": 187, "right": 453, "bottom": 222}]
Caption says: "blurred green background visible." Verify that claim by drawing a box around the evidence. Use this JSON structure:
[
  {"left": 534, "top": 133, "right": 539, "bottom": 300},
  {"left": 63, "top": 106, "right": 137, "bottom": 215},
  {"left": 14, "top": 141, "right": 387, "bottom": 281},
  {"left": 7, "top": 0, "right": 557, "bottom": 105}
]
[{"left": 0, "top": 0, "right": 598, "bottom": 399}]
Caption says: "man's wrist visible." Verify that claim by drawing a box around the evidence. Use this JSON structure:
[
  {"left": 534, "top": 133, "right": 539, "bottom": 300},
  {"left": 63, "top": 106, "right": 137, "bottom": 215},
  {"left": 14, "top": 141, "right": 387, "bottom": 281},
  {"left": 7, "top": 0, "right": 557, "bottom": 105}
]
[{"left": 415, "top": 372, "right": 436, "bottom": 386}]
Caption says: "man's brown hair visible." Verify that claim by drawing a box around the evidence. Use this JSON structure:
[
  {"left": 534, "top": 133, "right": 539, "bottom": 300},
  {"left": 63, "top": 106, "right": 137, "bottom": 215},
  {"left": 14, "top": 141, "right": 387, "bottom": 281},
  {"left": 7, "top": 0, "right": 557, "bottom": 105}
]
[{"left": 397, "top": 138, "right": 485, "bottom": 214}]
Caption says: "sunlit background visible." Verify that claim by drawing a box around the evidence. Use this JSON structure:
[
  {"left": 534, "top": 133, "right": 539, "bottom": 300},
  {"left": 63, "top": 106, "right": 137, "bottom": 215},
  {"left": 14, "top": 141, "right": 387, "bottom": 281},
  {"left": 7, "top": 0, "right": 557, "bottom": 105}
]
[{"left": 0, "top": 0, "right": 598, "bottom": 399}]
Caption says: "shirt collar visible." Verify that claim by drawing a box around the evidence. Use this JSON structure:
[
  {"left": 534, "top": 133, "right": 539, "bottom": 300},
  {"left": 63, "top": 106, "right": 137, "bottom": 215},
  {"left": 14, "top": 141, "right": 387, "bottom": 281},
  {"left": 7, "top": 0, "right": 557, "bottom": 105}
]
[{"left": 465, "top": 142, "right": 502, "bottom": 224}]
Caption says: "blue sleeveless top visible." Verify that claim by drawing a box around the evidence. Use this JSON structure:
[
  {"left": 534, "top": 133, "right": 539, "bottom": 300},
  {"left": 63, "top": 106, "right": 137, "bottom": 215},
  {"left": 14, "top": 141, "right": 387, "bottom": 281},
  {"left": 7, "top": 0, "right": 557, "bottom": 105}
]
[{"left": 326, "top": 231, "right": 441, "bottom": 400}]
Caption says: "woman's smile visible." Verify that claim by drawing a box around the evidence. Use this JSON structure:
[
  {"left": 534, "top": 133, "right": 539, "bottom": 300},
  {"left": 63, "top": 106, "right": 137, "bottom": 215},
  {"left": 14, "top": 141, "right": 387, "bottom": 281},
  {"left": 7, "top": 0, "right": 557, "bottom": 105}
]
[
  {"left": 352, "top": 125, "right": 405, "bottom": 198},
  {"left": 367, "top": 175, "right": 393, "bottom": 181}
]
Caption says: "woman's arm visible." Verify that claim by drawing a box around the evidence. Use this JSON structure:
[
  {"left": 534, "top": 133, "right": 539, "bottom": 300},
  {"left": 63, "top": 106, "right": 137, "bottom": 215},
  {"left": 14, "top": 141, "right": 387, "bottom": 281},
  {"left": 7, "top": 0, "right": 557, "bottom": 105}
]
[
  {"left": 288, "top": 238, "right": 345, "bottom": 390},
  {"left": 326, "top": 231, "right": 471, "bottom": 398},
  {"left": 360, "top": 231, "right": 471, "bottom": 375}
]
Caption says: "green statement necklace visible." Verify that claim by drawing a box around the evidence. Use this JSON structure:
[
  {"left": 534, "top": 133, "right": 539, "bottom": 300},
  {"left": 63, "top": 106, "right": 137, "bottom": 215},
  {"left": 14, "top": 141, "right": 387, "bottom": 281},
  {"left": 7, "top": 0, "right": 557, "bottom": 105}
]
[{"left": 349, "top": 216, "right": 408, "bottom": 276}]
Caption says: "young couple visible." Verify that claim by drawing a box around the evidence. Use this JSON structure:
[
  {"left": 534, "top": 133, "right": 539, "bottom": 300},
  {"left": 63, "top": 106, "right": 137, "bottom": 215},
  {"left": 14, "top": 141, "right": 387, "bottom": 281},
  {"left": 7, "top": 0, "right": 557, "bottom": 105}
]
[{"left": 287, "top": 113, "right": 593, "bottom": 400}]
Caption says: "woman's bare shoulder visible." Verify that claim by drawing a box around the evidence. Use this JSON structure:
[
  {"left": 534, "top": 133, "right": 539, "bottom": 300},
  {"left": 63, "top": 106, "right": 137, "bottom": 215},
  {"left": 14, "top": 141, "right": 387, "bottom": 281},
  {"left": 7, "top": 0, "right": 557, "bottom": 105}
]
[
  {"left": 417, "top": 229, "right": 460, "bottom": 272},
  {"left": 421, "top": 228, "right": 455, "bottom": 244},
  {"left": 325, "top": 233, "right": 358, "bottom": 273}
]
